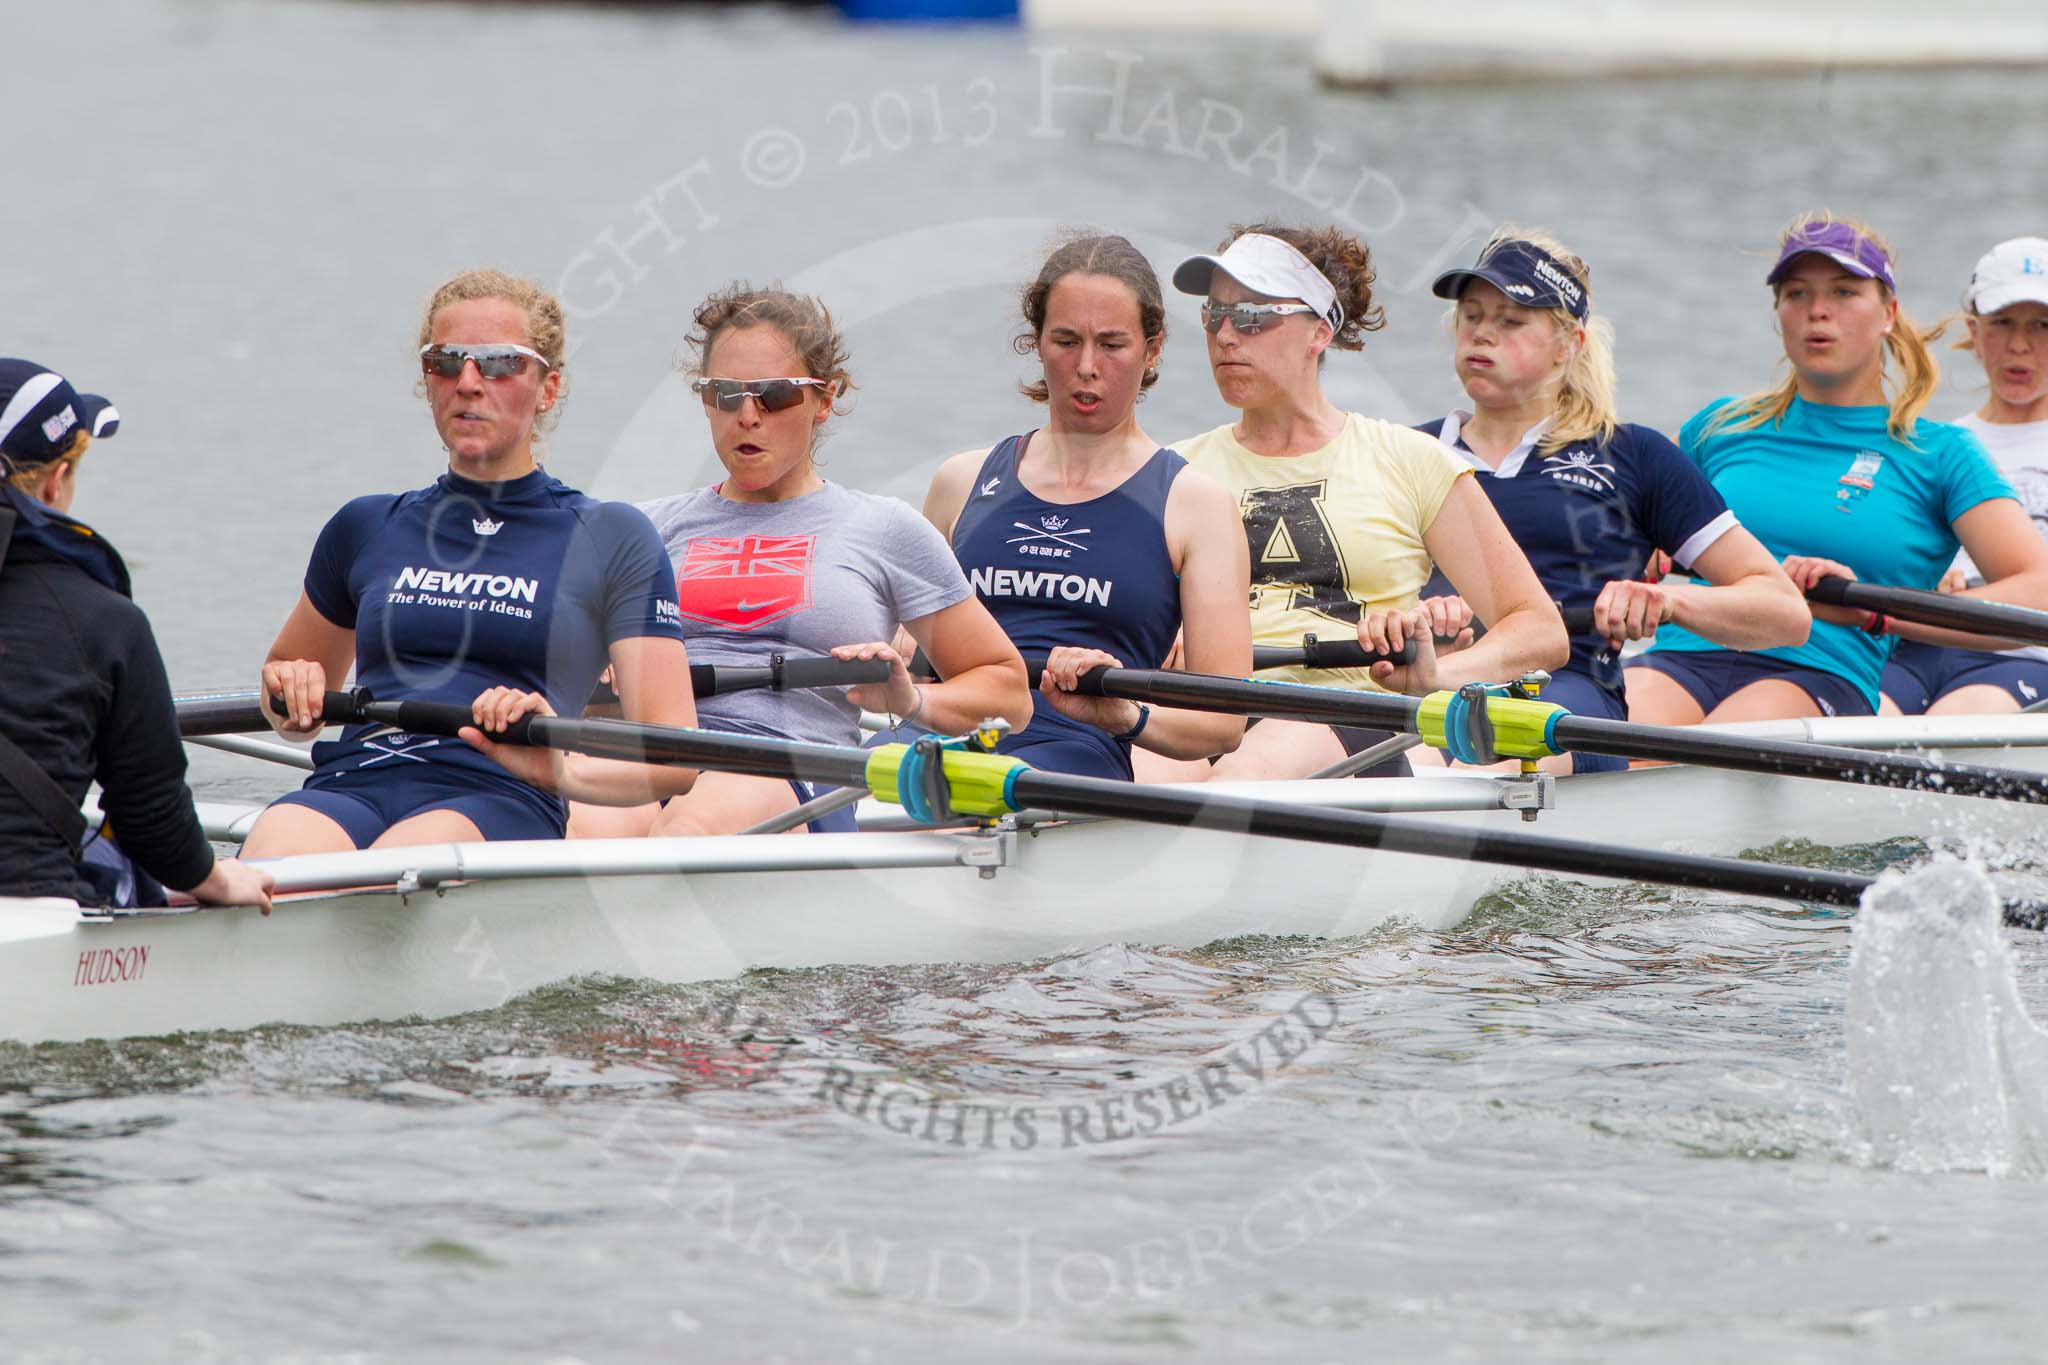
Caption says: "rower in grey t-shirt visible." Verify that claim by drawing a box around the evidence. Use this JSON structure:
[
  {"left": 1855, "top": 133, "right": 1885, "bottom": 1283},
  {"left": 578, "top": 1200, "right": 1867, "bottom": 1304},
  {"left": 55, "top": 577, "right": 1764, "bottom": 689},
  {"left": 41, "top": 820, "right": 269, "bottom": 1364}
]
[{"left": 638, "top": 481, "right": 970, "bottom": 746}]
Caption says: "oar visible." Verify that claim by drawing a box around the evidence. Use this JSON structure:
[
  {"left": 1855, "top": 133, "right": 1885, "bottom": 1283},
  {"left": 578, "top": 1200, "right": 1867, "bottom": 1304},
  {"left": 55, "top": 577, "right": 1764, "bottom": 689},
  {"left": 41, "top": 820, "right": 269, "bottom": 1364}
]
[
  {"left": 1809, "top": 574, "right": 2048, "bottom": 647},
  {"left": 175, "top": 657, "right": 890, "bottom": 738},
  {"left": 1028, "top": 661, "right": 2048, "bottom": 805},
  {"left": 269, "top": 693, "right": 2048, "bottom": 929}
]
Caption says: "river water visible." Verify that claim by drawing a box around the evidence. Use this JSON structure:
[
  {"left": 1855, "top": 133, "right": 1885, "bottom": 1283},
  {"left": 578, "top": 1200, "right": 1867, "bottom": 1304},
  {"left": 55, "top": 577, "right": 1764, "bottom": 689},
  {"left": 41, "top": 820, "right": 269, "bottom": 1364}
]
[{"left": 6, "top": 1, "right": 2048, "bottom": 1360}]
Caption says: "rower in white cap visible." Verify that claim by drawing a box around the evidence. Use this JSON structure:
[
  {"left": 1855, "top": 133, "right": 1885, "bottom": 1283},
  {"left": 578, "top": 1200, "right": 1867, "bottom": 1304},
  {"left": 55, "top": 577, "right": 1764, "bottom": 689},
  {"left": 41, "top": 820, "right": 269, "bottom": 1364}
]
[
  {"left": 1138, "top": 222, "right": 1566, "bottom": 782},
  {"left": 1879, "top": 236, "right": 2048, "bottom": 716}
]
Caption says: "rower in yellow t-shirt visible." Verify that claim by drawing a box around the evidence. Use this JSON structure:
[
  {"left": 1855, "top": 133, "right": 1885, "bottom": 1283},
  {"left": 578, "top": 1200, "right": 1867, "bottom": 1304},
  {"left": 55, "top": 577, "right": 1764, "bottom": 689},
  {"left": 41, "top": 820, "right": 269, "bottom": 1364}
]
[
  {"left": 1146, "top": 223, "right": 1567, "bottom": 782},
  {"left": 1175, "top": 412, "right": 1464, "bottom": 692}
]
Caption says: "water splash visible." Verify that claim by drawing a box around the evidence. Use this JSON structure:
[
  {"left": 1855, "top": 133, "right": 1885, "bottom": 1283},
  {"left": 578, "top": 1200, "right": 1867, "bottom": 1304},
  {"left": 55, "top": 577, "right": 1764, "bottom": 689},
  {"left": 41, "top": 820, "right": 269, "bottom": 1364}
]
[{"left": 1846, "top": 857, "right": 2048, "bottom": 1178}]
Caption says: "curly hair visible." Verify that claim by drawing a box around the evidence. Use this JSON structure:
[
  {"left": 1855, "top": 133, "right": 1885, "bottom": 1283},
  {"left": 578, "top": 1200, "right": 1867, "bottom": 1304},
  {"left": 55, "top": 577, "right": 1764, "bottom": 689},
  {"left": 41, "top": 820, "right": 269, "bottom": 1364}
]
[
  {"left": 681, "top": 283, "right": 855, "bottom": 412},
  {"left": 1215, "top": 221, "right": 1386, "bottom": 350}
]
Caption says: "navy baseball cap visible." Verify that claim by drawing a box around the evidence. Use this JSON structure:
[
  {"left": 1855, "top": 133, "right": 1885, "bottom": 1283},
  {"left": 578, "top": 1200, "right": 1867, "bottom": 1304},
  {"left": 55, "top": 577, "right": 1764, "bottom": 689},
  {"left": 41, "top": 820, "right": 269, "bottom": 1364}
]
[
  {"left": 0, "top": 360, "right": 120, "bottom": 475},
  {"left": 1432, "top": 239, "right": 1590, "bottom": 321}
]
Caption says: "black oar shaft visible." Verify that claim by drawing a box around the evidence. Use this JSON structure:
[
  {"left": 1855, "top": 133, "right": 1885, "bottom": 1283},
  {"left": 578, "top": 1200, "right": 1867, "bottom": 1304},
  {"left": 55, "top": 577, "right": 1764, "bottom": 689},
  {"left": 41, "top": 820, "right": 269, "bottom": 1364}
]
[
  {"left": 1809, "top": 574, "right": 2048, "bottom": 646},
  {"left": 357, "top": 699, "right": 875, "bottom": 790},
  {"left": 1064, "top": 666, "right": 2048, "bottom": 804},
  {"left": 359, "top": 695, "right": 1880, "bottom": 909},
  {"left": 1006, "top": 769, "right": 1876, "bottom": 908},
  {"left": 1549, "top": 714, "right": 2048, "bottom": 803},
  {"left": 179, "top": 656, "right": 889, "bottom": 738}
]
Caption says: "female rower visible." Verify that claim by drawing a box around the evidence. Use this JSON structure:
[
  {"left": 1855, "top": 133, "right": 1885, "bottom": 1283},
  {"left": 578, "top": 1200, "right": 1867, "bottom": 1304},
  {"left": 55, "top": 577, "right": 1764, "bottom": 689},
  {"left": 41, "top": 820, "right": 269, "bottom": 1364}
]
[
  {"left": 1415, "top": 228, "right": 1808, "bottom": 772},
  {"left": 1155, "top": 222, "right": 1565, "bottom": 781},
  {"left": 606, "top": 284, "right": 1031, "bottom": 837},
  {"left": 1880, "top": 237, "right": 2048, "bottom": 716},
  {"left": 921, "top": 232, "right": 1252, "bottom": 780},
  {"left": 242, "top": 270, "right": 699, "bottom": 858},
  {"left": 1629, "top": 214, "right": 2048, "bottom": 724}
]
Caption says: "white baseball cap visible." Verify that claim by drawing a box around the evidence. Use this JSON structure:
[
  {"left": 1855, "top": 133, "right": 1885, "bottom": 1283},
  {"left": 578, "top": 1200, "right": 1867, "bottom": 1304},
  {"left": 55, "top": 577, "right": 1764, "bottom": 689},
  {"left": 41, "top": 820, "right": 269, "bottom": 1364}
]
[
  {"left": 1966, "top": 236, "right": 2048, "bottom": 314},
  {"left": 1172, "top": 233, "right": 1344, "bottom": 331}
]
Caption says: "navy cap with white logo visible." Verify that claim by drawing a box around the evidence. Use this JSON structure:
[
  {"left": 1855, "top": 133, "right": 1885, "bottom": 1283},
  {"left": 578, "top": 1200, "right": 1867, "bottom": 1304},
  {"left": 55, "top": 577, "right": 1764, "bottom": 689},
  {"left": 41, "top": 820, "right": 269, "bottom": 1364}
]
[
  {"left": 1432, "top": 239, "right": 1590, "bottom": 321},
  {"left": 0, "top": 359, "right": 120, "bottom": 475}
]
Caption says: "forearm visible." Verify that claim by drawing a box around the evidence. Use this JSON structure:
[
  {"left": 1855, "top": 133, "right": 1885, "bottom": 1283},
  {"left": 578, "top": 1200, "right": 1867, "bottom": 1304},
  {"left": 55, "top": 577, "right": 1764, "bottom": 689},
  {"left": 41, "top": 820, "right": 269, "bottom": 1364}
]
[
  {"left": 914, "top": 661, "right": 1032, "bottom": 737},
  {"left": 1131, "top": 704, "right": 1245, "bottom": 761},
  {"left": 556, "top": 753, "right": 699, "bottom": 806},
  {"left": 1665, "top": 576, "right": 1810, "bottom": 650},
  {"left": 1432, "top": 609, "right": 1567, "bottom": 689}
]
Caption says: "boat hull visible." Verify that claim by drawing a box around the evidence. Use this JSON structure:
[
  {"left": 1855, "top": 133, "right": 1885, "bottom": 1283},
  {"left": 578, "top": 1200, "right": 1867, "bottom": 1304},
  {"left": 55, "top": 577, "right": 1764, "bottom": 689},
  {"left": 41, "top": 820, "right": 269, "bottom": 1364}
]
[{"left": 9, "top": 716, "right": 2047, "bottom": 1043}]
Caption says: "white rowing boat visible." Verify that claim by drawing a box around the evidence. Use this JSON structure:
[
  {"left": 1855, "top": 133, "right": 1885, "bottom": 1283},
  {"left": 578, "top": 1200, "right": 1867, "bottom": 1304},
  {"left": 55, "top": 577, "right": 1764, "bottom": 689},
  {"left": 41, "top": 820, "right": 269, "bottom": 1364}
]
[{"left": 7, "top": 714, "right": 2046, "bottom": 1045}]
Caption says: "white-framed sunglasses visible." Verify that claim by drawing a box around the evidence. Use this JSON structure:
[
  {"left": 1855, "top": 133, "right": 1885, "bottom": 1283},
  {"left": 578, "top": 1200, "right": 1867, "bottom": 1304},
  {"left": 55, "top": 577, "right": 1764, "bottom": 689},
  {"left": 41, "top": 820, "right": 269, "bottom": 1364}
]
[
  {"left": 1199, "top": 301, "right": 1319, "bottom": 335},
  {"left": 419, "top": 342, "right": 552, "bottom": 380},
  {"left": 690, "top": 376, "right": 832, "bottom": 412}
]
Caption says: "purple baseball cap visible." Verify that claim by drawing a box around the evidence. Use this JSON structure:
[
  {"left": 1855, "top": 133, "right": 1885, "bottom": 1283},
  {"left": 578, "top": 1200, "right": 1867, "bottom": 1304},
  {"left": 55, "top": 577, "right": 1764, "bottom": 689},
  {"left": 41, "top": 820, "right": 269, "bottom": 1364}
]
[{"left": 1765, "top": 221, "right": 1896, "bottom": 294}]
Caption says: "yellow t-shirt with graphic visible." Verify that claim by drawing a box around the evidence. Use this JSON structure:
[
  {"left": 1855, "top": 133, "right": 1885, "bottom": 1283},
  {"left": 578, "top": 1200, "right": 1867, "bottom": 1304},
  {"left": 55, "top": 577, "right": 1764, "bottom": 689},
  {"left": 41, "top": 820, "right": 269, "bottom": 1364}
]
[{"left": 1174, "top": 414, "right": 1468, "bottom": 691}]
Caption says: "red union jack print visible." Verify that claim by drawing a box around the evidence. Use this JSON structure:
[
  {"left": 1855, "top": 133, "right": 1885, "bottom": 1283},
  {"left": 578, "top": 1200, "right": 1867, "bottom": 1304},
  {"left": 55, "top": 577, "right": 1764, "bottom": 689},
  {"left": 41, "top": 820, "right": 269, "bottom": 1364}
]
[{"left": 675, "top": 534, "right": 817, "bottom": 631}]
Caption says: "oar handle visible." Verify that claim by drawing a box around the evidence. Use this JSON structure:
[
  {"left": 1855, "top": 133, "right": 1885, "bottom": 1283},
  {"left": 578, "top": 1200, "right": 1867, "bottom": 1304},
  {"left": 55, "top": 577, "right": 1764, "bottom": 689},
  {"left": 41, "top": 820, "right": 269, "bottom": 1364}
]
[
  {"left": 1251, "top": 636, "right": 1420, "bottom": 670},
  {"left": 588, "top": 655, "right": 893, "bottom": 707},
  {"left": 260, "top": 689, "right": 373, "bottom": 729},
  {"left": 1019, "top": 638, "right": 1417, "bottom": 688}
]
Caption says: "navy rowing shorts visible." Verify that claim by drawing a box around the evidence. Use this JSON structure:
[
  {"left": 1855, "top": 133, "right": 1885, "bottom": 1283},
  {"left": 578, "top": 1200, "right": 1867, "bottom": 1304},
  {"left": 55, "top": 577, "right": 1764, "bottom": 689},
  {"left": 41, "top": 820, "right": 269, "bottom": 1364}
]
[
  {"left": 270, "top": 764, "right": 566, "bottom": 847},
  {"left": 1626, "top": 649, "right": 1873, "bottom": 720}
]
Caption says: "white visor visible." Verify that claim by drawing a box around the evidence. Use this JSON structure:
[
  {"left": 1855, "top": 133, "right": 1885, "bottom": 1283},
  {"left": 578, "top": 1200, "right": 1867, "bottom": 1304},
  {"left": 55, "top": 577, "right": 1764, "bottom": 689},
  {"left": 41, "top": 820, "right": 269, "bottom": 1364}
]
[
  {"left": 1967, "top": 236, "right": 2048, "bottom": 315},
  {"left": 1173, "top": 233, "right": 1343, "bottom": 331}
]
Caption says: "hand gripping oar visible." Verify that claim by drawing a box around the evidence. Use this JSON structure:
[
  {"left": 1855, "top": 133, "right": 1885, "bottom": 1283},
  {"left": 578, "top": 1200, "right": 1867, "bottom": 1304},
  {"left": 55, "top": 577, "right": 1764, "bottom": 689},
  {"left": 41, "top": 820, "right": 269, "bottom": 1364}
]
[
  {"left": 175, "top": 656, "right": 891, "bottom": 738},
  {"left": 267, "top": 694, "right": 2048, "bottom": 929},
  {"left": 1808, "top": 574, "right": 2048, "bottom": 647},
  {"left": 1035, "top": 662, "right": 2048, "bottom": 805}
]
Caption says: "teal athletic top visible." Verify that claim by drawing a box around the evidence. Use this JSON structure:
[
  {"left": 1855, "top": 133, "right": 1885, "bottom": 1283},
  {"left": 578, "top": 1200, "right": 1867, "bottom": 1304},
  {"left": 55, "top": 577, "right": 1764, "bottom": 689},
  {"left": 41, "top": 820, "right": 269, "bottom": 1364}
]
[{"left": 1648, "top": 394, "right": 2014, "bottom": 709}]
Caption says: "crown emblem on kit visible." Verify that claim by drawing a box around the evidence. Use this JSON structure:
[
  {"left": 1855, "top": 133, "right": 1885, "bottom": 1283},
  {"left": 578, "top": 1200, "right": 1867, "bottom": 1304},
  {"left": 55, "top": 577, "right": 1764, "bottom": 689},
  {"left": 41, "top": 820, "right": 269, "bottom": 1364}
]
[
  {"left": 1040, "top": 514, "right": 1069, "bottom": 533},
  {"left": 473, "top": 516, "right": 503, "bottom": 536}
]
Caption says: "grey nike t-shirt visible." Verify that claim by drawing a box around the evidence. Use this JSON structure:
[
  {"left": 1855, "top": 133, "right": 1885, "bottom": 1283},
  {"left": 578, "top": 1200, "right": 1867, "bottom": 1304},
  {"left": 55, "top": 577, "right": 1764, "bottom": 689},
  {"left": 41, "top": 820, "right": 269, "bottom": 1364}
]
[{"left": 638, "top": 481, "right": 970, "bottom": 745}]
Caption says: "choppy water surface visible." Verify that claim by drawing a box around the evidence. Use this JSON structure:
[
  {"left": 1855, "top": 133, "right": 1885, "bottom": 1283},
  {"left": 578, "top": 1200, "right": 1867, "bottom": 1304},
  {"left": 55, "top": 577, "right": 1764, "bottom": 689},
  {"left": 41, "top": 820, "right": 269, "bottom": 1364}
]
[
  {"left": 8, "top": 1, "right": 2048, "bottom": 1359},
  {"left": 9, "top": 861, "right": 2048, "bottom": 1362}
]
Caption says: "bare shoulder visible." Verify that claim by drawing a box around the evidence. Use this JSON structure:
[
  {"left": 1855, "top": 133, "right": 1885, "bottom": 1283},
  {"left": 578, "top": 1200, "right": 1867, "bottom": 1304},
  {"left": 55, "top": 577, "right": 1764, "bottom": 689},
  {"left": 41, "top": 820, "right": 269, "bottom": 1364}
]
[
  {"left": 922, "top": 446, "right": 995, "bottom": 532},
  {"left": 1164, "top": 465, "right": 1246, "bottom": 562},
  {"left": 1165, "top": 465, "right": 1244, "bottom": 528}
]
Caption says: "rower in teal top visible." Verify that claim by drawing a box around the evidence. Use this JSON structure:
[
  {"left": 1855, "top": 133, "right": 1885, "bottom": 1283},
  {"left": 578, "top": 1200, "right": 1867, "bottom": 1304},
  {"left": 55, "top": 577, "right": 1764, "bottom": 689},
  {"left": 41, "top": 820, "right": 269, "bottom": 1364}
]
[{"left": 1630, "top": 213, "right": 2048, "bottom": 723}]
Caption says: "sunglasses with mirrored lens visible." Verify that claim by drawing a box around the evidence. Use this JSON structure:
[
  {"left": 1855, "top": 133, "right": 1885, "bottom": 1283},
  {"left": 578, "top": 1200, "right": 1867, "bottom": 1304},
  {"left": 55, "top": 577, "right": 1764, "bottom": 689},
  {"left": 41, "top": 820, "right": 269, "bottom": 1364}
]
[
  {"left": 1199, "top": 301, "right": 1318, "bottom": 335},
  {"left": 690, "top": 377, "right": 830, "bottom": 413},
  {"left": 419, "top": 343, "right": 551, "bottom": 380}
]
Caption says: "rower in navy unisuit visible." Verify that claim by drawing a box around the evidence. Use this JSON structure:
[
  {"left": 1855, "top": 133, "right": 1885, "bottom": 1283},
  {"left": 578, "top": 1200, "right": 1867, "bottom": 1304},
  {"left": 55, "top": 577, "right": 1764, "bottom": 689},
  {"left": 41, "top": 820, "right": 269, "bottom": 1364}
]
[
  {"left": 952, "top": 433, "right": 1186, "bottom": 779},
  {"left": 272, "top": 468, "right": 684, "bottom": 840}
]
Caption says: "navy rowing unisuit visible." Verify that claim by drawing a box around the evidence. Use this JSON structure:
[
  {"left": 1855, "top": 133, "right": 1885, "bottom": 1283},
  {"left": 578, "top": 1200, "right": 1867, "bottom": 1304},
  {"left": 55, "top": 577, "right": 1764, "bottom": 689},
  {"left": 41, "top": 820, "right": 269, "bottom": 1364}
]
[
  {"left": 273, "top": 468, "right": 685, "bottom": 841},
  {"left": 951, "top": 433, "right": 1184, "bottom": 779},
  {"left": 1417, "top": 413, "right": 1735, "bottom": 774},
  {"left": 1419, "top": 413, "right": 1735, "bottom": 698}
]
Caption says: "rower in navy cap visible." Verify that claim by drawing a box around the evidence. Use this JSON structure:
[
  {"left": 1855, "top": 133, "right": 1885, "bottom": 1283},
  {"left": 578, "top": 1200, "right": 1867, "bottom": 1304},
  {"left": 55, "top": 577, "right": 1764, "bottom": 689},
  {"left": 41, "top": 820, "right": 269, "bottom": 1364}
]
[
  {"left": 0, "top": 359, "right": 274, "bottom": 910},
  {"left": 1414, "top": 227, "right": 1808, "bottom": 772}
]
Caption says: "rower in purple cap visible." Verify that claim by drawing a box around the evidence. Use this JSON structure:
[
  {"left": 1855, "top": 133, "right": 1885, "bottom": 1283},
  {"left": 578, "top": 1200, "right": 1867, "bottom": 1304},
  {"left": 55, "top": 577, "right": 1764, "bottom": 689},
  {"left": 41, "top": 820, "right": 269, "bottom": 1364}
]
[
  {"left": 1409, "top": 226, "right": 1808, "bottom": 773},
  {"left": 0, "top": 359, "right": 274, "bottom": 912},
  {"left": 1628, "top": 212, "right": 2048, "bottom": 726},
  {"left": 1136, "top": 221, "right": 1565, "bottom": 783}
]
